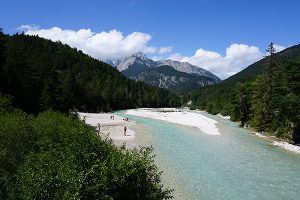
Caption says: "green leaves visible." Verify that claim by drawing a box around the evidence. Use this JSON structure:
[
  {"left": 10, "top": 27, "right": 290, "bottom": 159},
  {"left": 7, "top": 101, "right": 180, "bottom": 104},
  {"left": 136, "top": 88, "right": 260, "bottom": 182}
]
[{"left": 0, "top": 110, "right": 172, "bottom": 199}]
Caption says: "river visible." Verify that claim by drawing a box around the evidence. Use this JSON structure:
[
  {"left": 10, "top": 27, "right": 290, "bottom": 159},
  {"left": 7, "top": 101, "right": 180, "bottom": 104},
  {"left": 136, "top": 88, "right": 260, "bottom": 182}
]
[{"left": 116, "top": 110, "right": 300, "bottom": 200}]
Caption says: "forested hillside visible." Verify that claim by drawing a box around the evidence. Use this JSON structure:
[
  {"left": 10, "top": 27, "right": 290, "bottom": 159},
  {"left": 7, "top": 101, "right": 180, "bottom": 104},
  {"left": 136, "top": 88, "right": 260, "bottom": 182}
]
[
  {"left": 0, "top": 31, "right": 180, "bottom": 113},
  {"left": 187, "top": 43, "right": 300, "bottom": 143}
]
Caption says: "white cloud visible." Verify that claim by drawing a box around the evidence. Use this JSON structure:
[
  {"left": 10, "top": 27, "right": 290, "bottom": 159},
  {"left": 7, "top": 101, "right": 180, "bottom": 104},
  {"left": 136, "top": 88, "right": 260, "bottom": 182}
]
[
  {"left": 18, "top": 25, "right": 280, "bottom": 80},
  {"left": 158, "top": 46, "right": 172, "bottom": 54},
  {"left": 169, "top": 43, "right": 264, "bottom": 80},
  {"left": 273, "top": 44, "right": 286, "bottom": 52},
  {"left": 265, "top": 44, "right": 286, "bottom": 56},
  {"left": 151, "top": 56, "right": 161, "bottom": 61},
  {"left": 19, "top": 25, "right": 159, "bottom": 60},
  {"left": 168, "top": 53, "right": 184, "bottom": 61}
]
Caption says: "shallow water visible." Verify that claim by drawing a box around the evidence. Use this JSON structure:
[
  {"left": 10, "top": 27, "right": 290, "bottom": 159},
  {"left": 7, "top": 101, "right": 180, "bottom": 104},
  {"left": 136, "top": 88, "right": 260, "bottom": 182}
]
[{"left": 116, "top": 110, "right": 300, "bottom": 200}]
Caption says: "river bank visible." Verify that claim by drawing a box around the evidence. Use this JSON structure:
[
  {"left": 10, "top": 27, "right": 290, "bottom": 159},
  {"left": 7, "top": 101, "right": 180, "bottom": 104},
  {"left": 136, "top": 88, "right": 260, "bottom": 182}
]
[
  {"left": 77, "top": 112, "right": 136, "bottom": 147},
  {"left": 126, "top": 108, "right": 220, "bottom": 135},
  {"left": 216, "top": 113, "right": 300, "bottom": 154},
  {"left": 78, "top": 109, "right": 300, "bottom": 154}
]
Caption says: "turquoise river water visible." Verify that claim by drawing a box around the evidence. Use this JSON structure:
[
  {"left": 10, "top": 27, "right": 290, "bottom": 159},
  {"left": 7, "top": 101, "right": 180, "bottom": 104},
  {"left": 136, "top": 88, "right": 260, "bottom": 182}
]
[{"left": 116, "top": 111, "right": 300, "bottom": 200}]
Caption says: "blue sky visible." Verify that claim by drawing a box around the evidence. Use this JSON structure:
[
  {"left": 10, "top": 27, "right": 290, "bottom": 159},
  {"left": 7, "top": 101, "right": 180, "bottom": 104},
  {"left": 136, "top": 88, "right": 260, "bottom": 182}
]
[{"left": 1, "top": 0, "right": 299, "bottom": 79}]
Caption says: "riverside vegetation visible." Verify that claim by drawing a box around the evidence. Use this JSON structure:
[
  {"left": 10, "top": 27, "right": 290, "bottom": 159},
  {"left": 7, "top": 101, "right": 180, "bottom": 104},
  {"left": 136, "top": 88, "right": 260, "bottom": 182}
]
[
  {"left": 187, "top": 43, "right": 300, "bottom": 143},
  {"left": 0, "top": 30, "right": 175, "bottom": 199}
]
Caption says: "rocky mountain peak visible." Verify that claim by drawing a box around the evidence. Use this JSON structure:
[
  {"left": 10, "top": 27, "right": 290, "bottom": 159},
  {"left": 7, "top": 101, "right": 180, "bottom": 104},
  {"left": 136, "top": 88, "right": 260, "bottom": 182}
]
[{"left": 131, "top": 52, "right": 148, "bottom": 60}]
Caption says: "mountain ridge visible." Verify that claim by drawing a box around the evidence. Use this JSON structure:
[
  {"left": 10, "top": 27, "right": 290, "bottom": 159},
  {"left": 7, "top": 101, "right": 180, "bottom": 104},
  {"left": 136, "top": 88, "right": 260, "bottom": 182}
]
[
  {"left": 110, "top": 52, "right": 221, "bottom": 82},
  {"left": 106, "top": 52, "right": 221, "bottom": 94},
  {"left": 123, "top": 65, "right": 217, "bottom": 94}
]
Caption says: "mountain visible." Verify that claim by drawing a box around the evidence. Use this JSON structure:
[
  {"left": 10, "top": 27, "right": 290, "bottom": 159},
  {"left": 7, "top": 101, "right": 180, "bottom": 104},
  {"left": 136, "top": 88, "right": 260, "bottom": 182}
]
[
  {"left": 112, "top": 52, "right": 221, "bottom": 94},
  {"left": 156, "top": 59, "right": 221, "bottom": 82},
  {"left": 114, "top": 52, "right": 157, "bottom": 71},
  {"left": 104, "top": 59, "right": 115, "bottom": 66},
  {"left": 187, "top": 43, "right": 300, "bottom": 143},
  {"left": 123, "top": 65, "right": 216, "bottom": 94},
  {"left": 0, "top": 32, "right": 180, "bottom": 113}
]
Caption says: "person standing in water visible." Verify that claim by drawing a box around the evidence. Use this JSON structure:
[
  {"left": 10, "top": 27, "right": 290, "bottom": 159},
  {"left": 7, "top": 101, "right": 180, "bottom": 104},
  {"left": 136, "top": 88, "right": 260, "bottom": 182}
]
[{"left": 124, "top": 126, "right": 127, "bottom": 136}]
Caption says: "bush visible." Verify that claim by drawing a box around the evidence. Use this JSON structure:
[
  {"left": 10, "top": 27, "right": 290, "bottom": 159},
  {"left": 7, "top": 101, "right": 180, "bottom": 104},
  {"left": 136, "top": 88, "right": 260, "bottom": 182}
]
[
  {"left": 0, "top": 110, "right": 172, "bottom": 199},
  {"left": 0, "top": 110, "right": 36, "bottom": 199}
]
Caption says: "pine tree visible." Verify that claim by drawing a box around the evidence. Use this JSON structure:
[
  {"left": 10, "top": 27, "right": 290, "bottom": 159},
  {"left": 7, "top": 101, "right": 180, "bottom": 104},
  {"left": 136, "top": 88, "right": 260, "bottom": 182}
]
[{"left": 264, "top": 42, "right": 278, "bottom": 129}]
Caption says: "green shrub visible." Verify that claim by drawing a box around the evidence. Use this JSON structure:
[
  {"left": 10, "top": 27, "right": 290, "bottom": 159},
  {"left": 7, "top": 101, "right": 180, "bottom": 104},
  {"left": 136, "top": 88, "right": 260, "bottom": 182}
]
[{"left": 0, "top": 110, "right": 172, "bottom": 199}]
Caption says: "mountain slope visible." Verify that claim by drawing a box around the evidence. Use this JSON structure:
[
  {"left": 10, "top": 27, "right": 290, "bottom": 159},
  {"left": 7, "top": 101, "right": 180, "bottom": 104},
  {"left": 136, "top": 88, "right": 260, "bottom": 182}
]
[
  {"left": 156, "top": 59, "right": 221, "bottom": 82},
  {"left": 188, "top": 44, "right": 300, "bottom": 106},
  {"left": 113, "top": 52, "right": 221, "bottom": 94},
  {"left": 222, "top": 44, "right": 300, "bottom": 84},
  {"left": 114, "top": 52, "right": 157, "bottom": 71},
  {"left": 123, "top": 65, "right": 216, "bottom": 94},
  {"left": 0, "top": 32, "right": 180, "bottom": 113}
]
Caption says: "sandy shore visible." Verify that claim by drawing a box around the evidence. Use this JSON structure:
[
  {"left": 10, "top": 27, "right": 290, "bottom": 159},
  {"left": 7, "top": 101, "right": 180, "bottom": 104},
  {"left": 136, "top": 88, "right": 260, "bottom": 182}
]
[
  {"left": 252, "top": 131, "right": 300, "bottom": 154},
  {"left": 126, "top": 108, "right": 220, "bottom": 135},
  {"left": 252, "top": 131, "right": 267, "bottom": 138},
  {"left": 272, "top": 141, "right": 300, "bottom": 154},
  {"left": 78, "top": 109, "right": 300, "bottom": 154},
  {"left": 216, "top": 112, "right": 300, "bottom": 154},
  {"left": 78, "top": 112, "right": 136, "bottom": 147},
  {"left": 217, "top": 113, "right": 230, "bottom": 120}
]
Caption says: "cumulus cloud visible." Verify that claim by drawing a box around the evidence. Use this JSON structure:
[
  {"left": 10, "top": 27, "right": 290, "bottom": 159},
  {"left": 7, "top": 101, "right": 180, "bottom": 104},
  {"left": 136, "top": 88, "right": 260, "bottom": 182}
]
[
  {"left": 169, "top": 43, "right": 264, "bottom": 79},
  {"left": 273, "top": 44, "right": 286, "bottom": 52},
  {"left": 19, "top": 25, "right": 285, "bottom": 80},
  {"left": 19, "top": 25, "right": 159, "bottom": 60},
  {"left": 158, "top": 46, "right": 172, "bottom": 54},
  {"left": 265, "top": 44, "right": 286, "bottom": 56},
  {"left": 168, "top": 53, "right": 184, "bottom": 61},
  {"left": 151, "top": 56, "right": 161, "bottom": 61}
]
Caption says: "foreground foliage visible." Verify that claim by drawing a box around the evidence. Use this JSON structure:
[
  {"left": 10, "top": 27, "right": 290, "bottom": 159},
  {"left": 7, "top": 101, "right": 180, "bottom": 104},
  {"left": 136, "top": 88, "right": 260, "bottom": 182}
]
[{"left": 0, "top": 95, "right": 172, "bottom": 199}]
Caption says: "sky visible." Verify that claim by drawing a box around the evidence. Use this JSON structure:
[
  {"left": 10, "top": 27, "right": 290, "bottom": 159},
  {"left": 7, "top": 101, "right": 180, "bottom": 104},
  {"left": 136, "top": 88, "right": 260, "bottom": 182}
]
[{"left": 1, "top": 0, "right": 299, "bottom": 79}]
